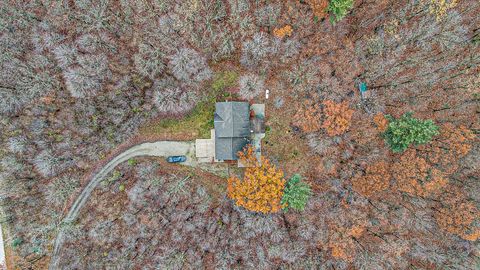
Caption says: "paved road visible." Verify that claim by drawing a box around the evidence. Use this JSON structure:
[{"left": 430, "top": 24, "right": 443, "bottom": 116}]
[{"left": 49, "top": 141, "right": 195, "bottom": 270}]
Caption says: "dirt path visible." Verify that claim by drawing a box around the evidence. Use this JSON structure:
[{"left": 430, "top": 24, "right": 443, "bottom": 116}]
[{"left": 49, "top": 141, "right": 196, "bottom": 270}]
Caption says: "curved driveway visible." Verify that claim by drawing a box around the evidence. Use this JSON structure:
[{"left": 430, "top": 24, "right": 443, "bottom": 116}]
[{"left": 50, "top": 141, "right": 195, "bottom": 269}]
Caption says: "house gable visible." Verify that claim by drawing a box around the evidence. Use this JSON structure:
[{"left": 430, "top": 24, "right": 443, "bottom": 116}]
[{"left": 214, "top": 102, "right": 251, "bottom": 160}]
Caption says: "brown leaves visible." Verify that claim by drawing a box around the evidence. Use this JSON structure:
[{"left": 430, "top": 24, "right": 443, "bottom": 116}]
[
  {"left": 330, "top": 243, "right": 349, "bottom": 260},
  {"left": 368, "top": 123, "right": 477, "bottom": 240},
  {"left": 373, "top": 113, "right": 388, "bottom": 132},
  {"left": 293, "top": 99, "right": 355, "bottom": 136},
  {"left": 349, "top": 225, "right": 366, "bottom": 238},
  {"left": 293, "top": 98, "right": 322, "bottom": 133},
  {"left": 322, "top": 100, "right": 354, "bottom": 136},
  {"left": 352, "top": 161, "right": 390, "bottom": 198},
  {"left": 389, "top": 124, "right": 474, "bottom": 198},
  {"left": 421, "top": 123, "right": 475, "bottom": 174},
  {"left": 328, "top": 224, "right": 366, "bottom": 262},
  {"left": 304, "top": 0, "right": 329, "bottom": 19},
  {"left": 435, "top": 198, "right": 480, "bottom": 241},
  {"left": 392, "top": 150, "right": 448, "bottom": 197}
]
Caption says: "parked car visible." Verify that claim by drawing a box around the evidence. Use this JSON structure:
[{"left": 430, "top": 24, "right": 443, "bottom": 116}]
[{"left": 166, "top": 155, "right": 187, "bottom": 163}]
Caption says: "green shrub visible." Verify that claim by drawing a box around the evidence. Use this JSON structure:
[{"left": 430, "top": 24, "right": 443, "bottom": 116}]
[
  {"left": 472, "top": 34, "right": 479, "bottom": 45},
  {"left": 127, "top": 158, "right": 137, "bottom": 166},
  {"left": 383, "top": 112, "right": 439, "bottom": 153},
  {"left": 102, "top": 170, "right": 122, "bottom": 186},
  {"left": 281, "top": 174, "right": 312, "bottom": 212},
  {"left": 12, "top": 237, "right": 23, "bottom": 248},
  {"left": 328, "top": 0, "right": 354, "bottom": 24}
]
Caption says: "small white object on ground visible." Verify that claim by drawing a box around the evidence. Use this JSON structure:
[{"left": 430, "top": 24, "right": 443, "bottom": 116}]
[{"left": 265, "top": 89, "right": 269, "bottom": 99}]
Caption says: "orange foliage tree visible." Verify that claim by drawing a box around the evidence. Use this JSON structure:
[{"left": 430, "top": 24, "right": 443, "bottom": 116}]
[
  {"left": 392, "top": 149, "right": 448, "bottom": 197},
  {"left": 329, "top": 241, "right": 351, "bottom": 261},
  {"left": 351, "top": 161, "right": 390, "bottom": 198},
  {"left": 293, "top": 98, "right": 322, "bottom": 133},
  {"left": 388, "top": 123, "right": 474, "bottom": 198},
  {"left": 273, "top": 25, "right": 293, "bottom": 39},
  {"left": 304, "top": 0, "right": 329, "bottom": 19},
  {"left": 434, "top": 189, "right": 480, "bottom": 241},
  {"left": 236, "top": 144, "right": 258, "bottom": 167},
  {"left": 419, "top": 123, "right": 475, "bottom": 174},
  {"left": 322, "top": 100, "right": 354, "bottom": 136},
  {"left": 328, "top": 223, "right": 366, "bottom": 262},
  {"left": 373, "top": 113, "right": 388, "bottom": 132},
  {"left": 227, "top": 146, "right": 286, "bottom": 214},
  {"left": 384, "top": 123, "right": 478, "bottom": 240}
]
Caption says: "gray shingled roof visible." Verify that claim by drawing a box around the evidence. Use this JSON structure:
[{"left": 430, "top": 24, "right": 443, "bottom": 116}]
[{"left": 214, "top": 102, "right": 251, "bottom": 160}]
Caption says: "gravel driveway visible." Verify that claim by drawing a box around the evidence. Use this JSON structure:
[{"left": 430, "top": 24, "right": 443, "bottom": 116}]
[{"left": 50, "top": 141, "right": 195, "bottom": 269}]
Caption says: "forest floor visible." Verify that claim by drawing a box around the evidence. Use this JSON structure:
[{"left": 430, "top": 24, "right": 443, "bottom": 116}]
[
  {"left": 1, "top": 0, "right": 479, "bottom": 269},
  {"left": 139, "top": 68, "right": 241, "bottom": 140},
  {"left": 49, "top": 140, "right": 197, "bottom": 269},
  {"left": 65, "top": 141, "right": 196, "bottom": 222}
]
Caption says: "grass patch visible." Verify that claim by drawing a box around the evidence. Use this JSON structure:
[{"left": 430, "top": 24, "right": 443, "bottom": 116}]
[
  {"left": 140, "top": 70, "right": 239, "bottom": 139},
  {"left": 212, "top": 70, "right": 238, "bottom": 93},
  {"left": 150, "top": 100, "right": 216, "bottom": 138},
  {"left": 263, "top": 106, "right": 307, "bottom": 165}
]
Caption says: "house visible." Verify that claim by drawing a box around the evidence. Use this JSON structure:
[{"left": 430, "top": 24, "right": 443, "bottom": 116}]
[
  {"left": 214, "top": 102, "right": 251, "bottom": 161},
  {"left": 195, "top": 101, "right": 265, "bottom": 165}
]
